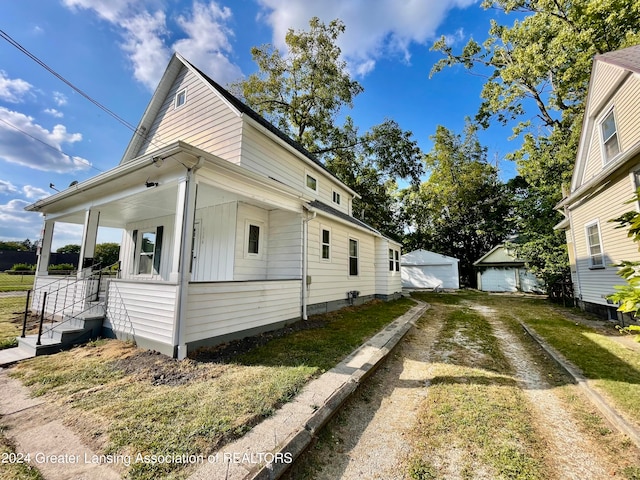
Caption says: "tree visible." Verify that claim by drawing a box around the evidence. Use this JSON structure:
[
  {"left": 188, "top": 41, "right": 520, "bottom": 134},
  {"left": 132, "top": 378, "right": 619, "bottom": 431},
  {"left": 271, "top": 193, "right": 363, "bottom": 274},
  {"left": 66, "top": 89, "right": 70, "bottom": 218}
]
[
  {"left": 94, "top": 243, "right": 120, "bottom": 268},
  {"left": 234, "top": 17, "right": 424, "bottom": 238},
  {"left": 0, "top": 240, "right": 34, "bottom": 251},
  {"left": 431, "top": 0, "right": 640, "bottom": 289},
  {"left": 56, "top": 244, "right": 81, "bottom": 254},
  {"left": 402, "top": 123, "right": 512, "bottom": 286}
]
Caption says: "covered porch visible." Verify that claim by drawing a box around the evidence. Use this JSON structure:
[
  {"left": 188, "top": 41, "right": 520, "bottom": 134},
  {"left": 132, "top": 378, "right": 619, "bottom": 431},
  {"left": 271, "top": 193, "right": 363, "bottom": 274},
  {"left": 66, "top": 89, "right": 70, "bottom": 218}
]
[{"left": 26, "top": 142, "right": 305, "bottom": 357}]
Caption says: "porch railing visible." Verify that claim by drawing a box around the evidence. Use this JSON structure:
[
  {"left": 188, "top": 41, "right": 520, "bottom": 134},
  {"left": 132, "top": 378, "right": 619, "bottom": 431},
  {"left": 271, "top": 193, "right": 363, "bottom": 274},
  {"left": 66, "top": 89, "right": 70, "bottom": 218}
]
[{"left": 21, "top": 262, "right": 121, "bottom": 344}]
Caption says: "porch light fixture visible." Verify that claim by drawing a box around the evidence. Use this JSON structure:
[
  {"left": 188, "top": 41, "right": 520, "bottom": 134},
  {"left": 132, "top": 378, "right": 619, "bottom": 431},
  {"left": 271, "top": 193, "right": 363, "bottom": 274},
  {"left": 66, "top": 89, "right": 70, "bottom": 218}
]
[
  {"left": 145, "top": 178, "right": 159, "bottom": 188},
  {"left": 152, "top": 156, "right": 164, "bottom": 167}
]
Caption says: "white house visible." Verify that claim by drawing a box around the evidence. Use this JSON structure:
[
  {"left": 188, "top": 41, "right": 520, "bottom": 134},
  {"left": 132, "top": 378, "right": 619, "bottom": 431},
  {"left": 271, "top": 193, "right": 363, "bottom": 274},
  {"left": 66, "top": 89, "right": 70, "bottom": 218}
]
[
  {"left": 23, "top": 53, "right": 403, "bottom": 358},
  {"left": 401, "top": 249, "right": 459, "bottom": 289},
  {"left": 474, "top": 245, "right": 543, "bottom": 293}
]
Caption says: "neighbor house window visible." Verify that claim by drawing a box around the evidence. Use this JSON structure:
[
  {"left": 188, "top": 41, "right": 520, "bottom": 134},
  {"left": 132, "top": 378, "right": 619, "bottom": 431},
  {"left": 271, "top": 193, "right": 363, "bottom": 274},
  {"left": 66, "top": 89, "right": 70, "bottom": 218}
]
[
  {"left": 601, "top": 109, "right": 620, "bottom": 162},
  {"left": 349, "top": 238, "right": 359, "bottom": 276},
  {"left": 586, "top": 221, "right": 604, "bottom": 268},
  {"left": 248, "top": 224, "right": 260, "bottom": 255},
  {"left": 175, "top": 89, "right": 187, "bottom": 108},
  {"left": 306, "top": 173, "right": 318, "bottom": 192},
  {"left": 332, "top": 190, "right": 341, "bottom": 205},
  {"left": 321, "top": 228, "right": 331, "bottom": 260}
]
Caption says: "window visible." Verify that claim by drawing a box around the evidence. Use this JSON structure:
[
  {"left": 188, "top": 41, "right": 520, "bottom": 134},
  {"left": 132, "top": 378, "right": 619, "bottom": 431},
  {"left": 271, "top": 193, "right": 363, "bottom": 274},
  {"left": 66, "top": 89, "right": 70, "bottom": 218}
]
[
  {"left": 601, "top": 109, "right": 620, "bottom": 162},
  {"left": 349, "top": 238, "right": 359, "bottom": 276},
  {"left": 586, "top": 222, "right": 604, "bottom": 268},
  {"left": 175, "top": 89, "right": 187, "bottom": 108},
  {"left": 248, "top": 224, "right": 260, "bottom": 255},
  {"left": 321, "top": 228, "right": 331, "bottom": 260},
  {"left": 135, "top": 227, "right": 163, "bottom": 275},
  {"left": 332, "top": 190, "right": 341, "bottom": 205},
  {"left": 389, "top": 249, "right": 400, "bottom": 272},
  {"left": 306, "top": 173, "right": 318, "bottom": 192}
]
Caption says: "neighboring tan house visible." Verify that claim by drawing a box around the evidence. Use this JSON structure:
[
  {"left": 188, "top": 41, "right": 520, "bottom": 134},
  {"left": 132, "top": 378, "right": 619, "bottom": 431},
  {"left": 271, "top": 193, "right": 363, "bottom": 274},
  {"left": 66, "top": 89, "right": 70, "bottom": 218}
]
[
  {"left": 556, "top": 45, "right": 640, "bottom": 319},
  {"left": 401, "top": 249, "right": 459, "bottom": 290},
  {"left": 473, "top": 245, "right": 543, "bottom": 293},
  {"left": 23, "top": 52, "right": 402, "bottom": 358}
]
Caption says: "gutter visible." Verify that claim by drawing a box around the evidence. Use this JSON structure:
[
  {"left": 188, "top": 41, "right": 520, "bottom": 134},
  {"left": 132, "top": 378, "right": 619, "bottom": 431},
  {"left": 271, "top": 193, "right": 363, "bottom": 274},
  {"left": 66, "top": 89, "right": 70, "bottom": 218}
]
[{"left": 301, "top": 208, "right": 317, "bottom": 320}]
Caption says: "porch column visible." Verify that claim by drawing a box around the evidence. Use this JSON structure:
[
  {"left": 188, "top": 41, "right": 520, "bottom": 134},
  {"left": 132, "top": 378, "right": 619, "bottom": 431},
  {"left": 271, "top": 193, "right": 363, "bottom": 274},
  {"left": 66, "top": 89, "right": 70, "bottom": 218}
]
[
  {"left": 78, "top": 209, "right": 100, "bottom": 278},
  {"left": 172, "top": 166, "right": 200, "bottom": 359},
  {"left": 36, "top": 219, "right": 55, "bottom": 275}
]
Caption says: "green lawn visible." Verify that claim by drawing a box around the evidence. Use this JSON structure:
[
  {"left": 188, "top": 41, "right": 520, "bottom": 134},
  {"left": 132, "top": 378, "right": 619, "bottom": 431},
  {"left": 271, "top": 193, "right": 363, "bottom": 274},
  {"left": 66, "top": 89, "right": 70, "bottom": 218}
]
[
  {"left": 0, "top": 296, "right": 28, "bottom": 349},
  {"left": 0, "top": 272, "right": 34, "bottom": 292}
]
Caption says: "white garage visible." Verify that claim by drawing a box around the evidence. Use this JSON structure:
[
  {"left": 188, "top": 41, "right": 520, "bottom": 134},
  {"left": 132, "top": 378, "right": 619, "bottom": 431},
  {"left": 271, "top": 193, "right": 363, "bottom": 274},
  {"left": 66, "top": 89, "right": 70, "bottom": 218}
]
[
  {"left": 474, "top": 245, "right": 544, "bottom": 293},
  {"left": 401, "top": 249, "right": 460, "bottom": 289}
]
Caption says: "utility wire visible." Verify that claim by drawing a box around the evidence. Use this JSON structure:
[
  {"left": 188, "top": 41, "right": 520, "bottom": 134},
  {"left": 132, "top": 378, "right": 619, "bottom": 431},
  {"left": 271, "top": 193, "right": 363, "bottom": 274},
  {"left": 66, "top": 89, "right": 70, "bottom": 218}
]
[
  {"left": 0, "top": 29, "right": 166, "bottom": 152},
  {"left": 0, "top": 117, "right": 103, "bottom": 172}
]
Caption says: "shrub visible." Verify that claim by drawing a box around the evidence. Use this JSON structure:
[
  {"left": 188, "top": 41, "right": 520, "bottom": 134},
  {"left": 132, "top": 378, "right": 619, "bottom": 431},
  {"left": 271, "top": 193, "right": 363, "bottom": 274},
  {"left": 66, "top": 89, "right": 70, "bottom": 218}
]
[
  {"left": 10, "top": 263, "right": 35, "bottom": 271},
  {"left": 48, "top": 263, "right": 76, "bottom": 272}
]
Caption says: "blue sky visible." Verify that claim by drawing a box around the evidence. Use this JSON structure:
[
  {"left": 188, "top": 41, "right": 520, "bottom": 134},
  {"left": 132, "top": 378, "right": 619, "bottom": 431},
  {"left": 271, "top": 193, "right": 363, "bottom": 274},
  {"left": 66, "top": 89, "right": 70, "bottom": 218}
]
[{"left": 0, "top": 0, "right": 518, "bottom": 249}]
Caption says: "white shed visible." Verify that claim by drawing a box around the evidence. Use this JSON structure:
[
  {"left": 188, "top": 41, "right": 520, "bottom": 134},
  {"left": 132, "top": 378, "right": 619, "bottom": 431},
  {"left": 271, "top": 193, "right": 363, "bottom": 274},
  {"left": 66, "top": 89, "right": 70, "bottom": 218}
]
[
  {"left": 401, "top": 249, "right": 460, "bottom": 289},
  {"left": 474, "top": 245, "right": 543, "bottom": 293}
]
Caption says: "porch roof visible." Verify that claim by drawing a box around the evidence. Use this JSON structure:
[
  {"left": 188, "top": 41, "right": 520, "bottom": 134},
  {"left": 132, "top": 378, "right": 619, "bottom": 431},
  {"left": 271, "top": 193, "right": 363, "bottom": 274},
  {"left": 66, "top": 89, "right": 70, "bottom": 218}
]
[{"left": 25, "top": 141, "right": 311, "bottom": 226}]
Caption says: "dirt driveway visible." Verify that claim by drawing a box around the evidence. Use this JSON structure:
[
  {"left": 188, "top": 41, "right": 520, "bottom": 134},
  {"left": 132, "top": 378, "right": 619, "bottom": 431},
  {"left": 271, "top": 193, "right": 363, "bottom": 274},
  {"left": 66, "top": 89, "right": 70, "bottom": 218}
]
[{"left": 284, "top": 293, "right": 640, "bottom": 480}]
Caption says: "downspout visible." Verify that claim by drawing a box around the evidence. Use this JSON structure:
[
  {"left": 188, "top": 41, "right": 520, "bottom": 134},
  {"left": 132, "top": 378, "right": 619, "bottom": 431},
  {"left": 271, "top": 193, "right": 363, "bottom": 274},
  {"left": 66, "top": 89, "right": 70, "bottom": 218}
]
[
  {"left": 175, "top": 157, "right": 203, "bottom": 359},
  {"left": 302, "top": 208, "right": 316, "bottom": 320}
]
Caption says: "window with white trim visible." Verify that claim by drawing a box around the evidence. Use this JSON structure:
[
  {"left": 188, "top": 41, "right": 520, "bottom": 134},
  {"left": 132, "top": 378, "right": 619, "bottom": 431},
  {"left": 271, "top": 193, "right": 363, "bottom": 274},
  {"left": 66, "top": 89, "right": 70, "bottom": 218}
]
[
  {"left": 600, "top": 109, "right": 620, "bottom": 163},
  {"left": 389, "top": 248, "right": 400, "bottom": 272},
  {"left": 332, "top": 190, "right": 341, "bottom": 205},
  {"left": 306, "top": 173, "right": 318, "bottom": 192},
  {"left": 134, "top": 226, "right": 163, "bottom": 275},
  {"left": 248, "top": 224, "right": 260, "bottom": 255},
  {"left": 175, "top": 89, "right": 187, "bottom": 109},
  {"left": 585, "top": 221, "right": 604, "bottom": 269},
  {"left": 349, "top": 238, "right": 359, "bottom": 276},
  {"left": 321, "top": 228, "right": 331, "bottom": 261}
]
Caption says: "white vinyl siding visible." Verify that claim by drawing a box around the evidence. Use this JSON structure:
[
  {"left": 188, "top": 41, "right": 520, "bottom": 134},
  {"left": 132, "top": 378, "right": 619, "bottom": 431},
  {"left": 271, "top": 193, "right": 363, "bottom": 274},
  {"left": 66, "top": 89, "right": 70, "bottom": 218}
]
[
  {"left": 135, "top": 66, "right": 243, "bottom": 162},
  {"left": 191, "top": 202, "right": 236, "bottom": 282},
  {"left": 267, "top": 210, "right": 302, "bottom": 279},
  {"left": 235, "top": 204, "right": 269, "bottom": 280},
  {"left": 185, "top": 280, "right": 301, "bottom": 344},
  {"left": 570, "top": 164, "right": 640, "bottom": 306},
  {"left": 120, "top": 215, "right": 175, "bottom": 281},
  {"left": 375, "top": 238, "right": 403, "bottom": 296},
  {"left": 105, "top": 280, "right": 178, "bottom": 348},
  {"left": 240, "top": 123, "right": 351, "bottom": 214}
]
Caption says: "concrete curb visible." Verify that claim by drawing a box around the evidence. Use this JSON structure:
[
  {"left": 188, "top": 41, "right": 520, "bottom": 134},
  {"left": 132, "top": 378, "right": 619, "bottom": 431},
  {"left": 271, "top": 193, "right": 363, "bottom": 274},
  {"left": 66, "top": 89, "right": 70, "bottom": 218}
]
[
  {"left": 521, "top": 322, "right": 640, "bottom": 449},
  {"left": 187, "top": 299, "right": 428, "bottom": 480}
]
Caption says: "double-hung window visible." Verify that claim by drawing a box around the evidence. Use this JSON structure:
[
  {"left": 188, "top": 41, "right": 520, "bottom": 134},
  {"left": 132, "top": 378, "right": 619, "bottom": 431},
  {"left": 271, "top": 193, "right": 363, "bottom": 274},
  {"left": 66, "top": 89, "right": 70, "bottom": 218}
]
[
  {"left": 133, "top": 226, "right": 163, "bottom": 275},
  {"left": 321, "top": 228, "right": 331, "bottom": 260},
  {"left": 389, "top": 249, "right": 400, "bottom": 272},
  {"left": 585, "top": 221, "right": 604, "bottom": 269},
  {"left": 601, "top": 109, "right": 620, "bottom": 163},
  {"left": 349, "top": 238, "right": 359, "bottom": 276},
  {"left": 248, "top": 224, "right": 260, "bottom": 255}
]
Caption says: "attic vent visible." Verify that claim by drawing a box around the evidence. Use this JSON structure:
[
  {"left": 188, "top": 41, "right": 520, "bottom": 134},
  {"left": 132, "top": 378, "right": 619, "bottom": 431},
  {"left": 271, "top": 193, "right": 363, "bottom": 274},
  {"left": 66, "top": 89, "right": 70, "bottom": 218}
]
[{"left": 175, "top": 89, "right": 187, "bottom": 108}]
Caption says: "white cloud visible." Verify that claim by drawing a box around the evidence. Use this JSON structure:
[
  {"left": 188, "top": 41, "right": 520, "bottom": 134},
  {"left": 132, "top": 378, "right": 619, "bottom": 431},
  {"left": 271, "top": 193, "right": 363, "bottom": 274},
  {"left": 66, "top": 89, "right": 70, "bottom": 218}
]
[
  {"left": 53, "top": 92, "right": 68, "bottom": 106},
  {"left": 22, "top": 185, "right": 50, "bottom": 199},
  {"left": 0, "top": 107, "right": 91, "bottom": 173},
  {"left": 256, "top": 0, "right": 478, "bottom": 75},
  {"left": 173, "top": 2, "right": 242, "bottom": 86},
  {"left": 0, "top": 71, "right": 33, "bottom": 103},
  {"left": 0, "top": 199, "right": 42, "bottom": 244},
  {"left": 0, "top": 179, "right": 18, "bottom": 195},
  {"left": 44, "top": 108, "right": 64, "bottom": 118},
  {"left": 62, "top": 0, "right": 241, "bottom": 90}
]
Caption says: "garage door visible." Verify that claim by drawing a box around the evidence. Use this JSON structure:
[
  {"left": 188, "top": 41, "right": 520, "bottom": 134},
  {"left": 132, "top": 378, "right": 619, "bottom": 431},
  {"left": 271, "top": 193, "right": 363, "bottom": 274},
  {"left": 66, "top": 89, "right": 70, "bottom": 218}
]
[{"left": 480, "top": 268, "right": 517, "bottom": 292}]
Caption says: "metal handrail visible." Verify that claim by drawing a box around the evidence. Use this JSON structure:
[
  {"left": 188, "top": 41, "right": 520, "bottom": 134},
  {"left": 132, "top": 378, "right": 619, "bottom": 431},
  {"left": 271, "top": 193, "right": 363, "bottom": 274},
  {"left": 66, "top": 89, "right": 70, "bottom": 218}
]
[{"left": 22, "top": 261, "right": 121, "bottom": 339}]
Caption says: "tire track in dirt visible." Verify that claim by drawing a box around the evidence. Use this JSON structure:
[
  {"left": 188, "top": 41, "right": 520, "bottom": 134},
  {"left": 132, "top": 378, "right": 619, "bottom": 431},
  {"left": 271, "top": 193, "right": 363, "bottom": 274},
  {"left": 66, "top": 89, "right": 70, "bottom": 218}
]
[
  {"left": 468, "top": 302, "right": 613, "bottom": 480},
  {"left": 285, "top": 306, "right": 443, "bottom": 480}
]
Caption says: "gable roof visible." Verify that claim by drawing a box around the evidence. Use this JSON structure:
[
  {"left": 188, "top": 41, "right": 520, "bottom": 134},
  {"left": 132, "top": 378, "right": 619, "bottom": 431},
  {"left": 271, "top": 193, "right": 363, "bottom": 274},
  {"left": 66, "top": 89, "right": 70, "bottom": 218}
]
[
  {"left": 565, "top": 44, "right": 640, "bottom": 200},
  {"left": 473, "top": 245, "right": 525, "bottom": 267},
  {"left": 120, "top": 52, "right": 356, "bottom": 197}
]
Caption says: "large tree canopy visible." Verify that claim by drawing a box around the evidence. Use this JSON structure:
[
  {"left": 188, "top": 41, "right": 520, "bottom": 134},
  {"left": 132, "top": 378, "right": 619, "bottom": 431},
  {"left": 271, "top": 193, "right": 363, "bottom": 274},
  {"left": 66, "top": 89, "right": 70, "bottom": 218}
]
[
  {"left": 233, "top": 17, "right": 424, "bottom": 239},
  {"left": 402, "top": 123, "right": 512, "bottom": 287},
  {"left": 431, "top": 0, "right": 640, "bottom": 288}
]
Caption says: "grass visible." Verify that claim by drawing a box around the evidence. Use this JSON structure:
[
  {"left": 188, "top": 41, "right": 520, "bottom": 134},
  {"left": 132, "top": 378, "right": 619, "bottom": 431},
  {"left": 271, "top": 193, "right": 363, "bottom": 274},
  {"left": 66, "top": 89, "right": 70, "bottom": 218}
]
[
  {"left": 0, "top": 426, "right": 44, "bottom": 480},
  {"left": 0, "top": 296, "right": 28, "bottom": 350},
  {"left": 0, "top": 272, "right": 34, "bottom": 292},
  {"left": 405, "top": 301, "right": 545, "bottom": 479},
  {"left": 7, "top": 297, "right": 414, "bottom": 480}
]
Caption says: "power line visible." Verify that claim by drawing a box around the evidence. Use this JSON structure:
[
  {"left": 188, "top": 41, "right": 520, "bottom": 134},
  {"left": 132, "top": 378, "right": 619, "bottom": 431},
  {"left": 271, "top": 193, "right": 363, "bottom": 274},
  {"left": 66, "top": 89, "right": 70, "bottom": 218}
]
[
  {"left": 0, "top": 117, "right": 103, "bottom": 172},
  {"left": 0, "top": 29, "right": 166, "bottom": 152}
]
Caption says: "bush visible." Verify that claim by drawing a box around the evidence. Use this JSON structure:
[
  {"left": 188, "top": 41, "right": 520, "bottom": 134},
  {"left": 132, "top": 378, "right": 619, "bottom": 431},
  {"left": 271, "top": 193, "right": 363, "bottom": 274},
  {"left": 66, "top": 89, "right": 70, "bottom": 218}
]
[
  {"left": 48, "top": 263, "right": 76, "bottom": 272},
  {"left": 10, "top": 263, "right": 35, "bottom": 271}
]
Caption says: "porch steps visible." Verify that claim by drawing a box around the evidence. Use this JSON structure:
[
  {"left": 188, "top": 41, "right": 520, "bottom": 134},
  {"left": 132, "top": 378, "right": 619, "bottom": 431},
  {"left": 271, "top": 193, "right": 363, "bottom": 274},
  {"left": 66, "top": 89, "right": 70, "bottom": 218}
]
[{"left": 17, "top": 311, "right": 105, "bottom": 357}]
